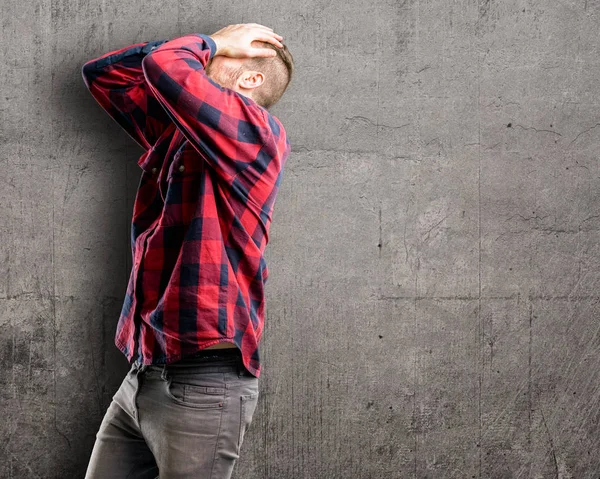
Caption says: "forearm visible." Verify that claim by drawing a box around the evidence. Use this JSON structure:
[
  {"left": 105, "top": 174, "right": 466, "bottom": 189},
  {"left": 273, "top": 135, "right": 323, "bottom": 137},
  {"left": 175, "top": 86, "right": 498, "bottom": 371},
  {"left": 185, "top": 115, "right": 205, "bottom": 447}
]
[
  {"left": 81, "top": 38, "right": 173, "bottom": 150},
  {"left": 140, "top": 33, "right": 276, "bottom": 183},
  {"left": 82, "top": 39, "right": 169, "bottom": 87}
]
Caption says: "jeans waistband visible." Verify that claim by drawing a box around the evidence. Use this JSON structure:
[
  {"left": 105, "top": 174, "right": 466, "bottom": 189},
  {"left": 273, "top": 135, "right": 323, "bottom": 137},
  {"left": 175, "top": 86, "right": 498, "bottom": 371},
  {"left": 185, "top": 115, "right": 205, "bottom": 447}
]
[
  {"left": 131, "top": 348, "right": 251, "bottom": 376},
  {"left": 182, "top": 347, "right": 241, "bottom": 361}
]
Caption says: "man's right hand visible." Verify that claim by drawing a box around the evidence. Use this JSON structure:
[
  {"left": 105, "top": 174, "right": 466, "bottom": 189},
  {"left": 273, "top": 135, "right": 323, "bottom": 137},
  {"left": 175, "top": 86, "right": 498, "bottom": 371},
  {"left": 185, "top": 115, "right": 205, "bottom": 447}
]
[{"left": 209, "top": 23, "right": 284, "bottom": 59}]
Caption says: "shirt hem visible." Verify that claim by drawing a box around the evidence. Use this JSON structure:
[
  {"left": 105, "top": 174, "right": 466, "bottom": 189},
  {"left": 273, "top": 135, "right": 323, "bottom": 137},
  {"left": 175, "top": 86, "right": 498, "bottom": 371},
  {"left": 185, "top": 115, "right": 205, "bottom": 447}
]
[{"left": 115, "top": 337, "right": 261, "bottom": 378}]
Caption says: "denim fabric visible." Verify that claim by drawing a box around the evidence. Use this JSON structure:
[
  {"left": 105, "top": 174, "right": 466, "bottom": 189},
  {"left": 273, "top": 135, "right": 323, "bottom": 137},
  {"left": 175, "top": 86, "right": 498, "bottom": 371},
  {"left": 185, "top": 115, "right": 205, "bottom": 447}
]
[{"left": 85, "top": 352, "right": 259, "bottom": 478}]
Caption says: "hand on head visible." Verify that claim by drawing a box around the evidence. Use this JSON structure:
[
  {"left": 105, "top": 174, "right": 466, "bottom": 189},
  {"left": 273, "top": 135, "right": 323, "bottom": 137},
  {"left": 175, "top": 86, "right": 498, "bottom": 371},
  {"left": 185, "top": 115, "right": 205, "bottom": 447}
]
[{"left": 209, "top": 23, "right": 284, "bottom": 59}]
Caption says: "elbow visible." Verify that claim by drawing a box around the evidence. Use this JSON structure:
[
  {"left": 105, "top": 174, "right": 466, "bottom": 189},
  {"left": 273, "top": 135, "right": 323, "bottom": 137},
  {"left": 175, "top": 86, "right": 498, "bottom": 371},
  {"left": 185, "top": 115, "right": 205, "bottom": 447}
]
[
  {"left": 140, "top": 54, "right": 157, "bottom": 88},
  {"left": 81, "top": 61, "right": 97, "bottom": 88},
  {"left": 141, "top": 54, "right": 175, "bottom": 104}
]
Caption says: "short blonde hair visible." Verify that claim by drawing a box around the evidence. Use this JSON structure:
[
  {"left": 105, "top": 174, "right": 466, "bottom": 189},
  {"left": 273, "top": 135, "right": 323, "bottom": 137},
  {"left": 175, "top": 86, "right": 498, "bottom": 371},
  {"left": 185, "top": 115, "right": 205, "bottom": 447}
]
[{"left": 241, "top": 41, "right": 294, "bottom": 110}]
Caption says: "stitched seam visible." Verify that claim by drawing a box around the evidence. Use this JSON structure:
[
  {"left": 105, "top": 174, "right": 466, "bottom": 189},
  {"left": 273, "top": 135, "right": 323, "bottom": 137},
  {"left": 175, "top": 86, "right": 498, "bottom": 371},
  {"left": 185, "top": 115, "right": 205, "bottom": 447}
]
[
  {"left": 238, "top": 396, "right": 245, "bottom": 454},
  {"left": 209, "top": 378, "right": 226, "bottom": 479},
  {"left": 230, "top": 109, "right": 274, "bottom": 184},
  {"left": 116, "top": 337, "right": 237, "bottom": 365}
]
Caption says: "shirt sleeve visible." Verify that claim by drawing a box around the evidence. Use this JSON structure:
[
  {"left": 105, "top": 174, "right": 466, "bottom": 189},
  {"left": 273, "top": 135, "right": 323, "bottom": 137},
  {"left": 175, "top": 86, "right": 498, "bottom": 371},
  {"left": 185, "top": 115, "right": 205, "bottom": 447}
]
[
  {"left": 81, "top": 39, "right": 174, "bottom": 151},
  {"left": 140, "top": 33, "right": 289, "bottom": 191}
]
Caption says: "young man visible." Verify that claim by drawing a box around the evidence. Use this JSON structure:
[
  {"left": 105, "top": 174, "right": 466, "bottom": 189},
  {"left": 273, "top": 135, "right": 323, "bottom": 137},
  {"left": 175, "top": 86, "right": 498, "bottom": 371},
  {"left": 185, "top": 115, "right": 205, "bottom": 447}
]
[{"left": 81, "top": 23, "right": 293, "bottom": 478}]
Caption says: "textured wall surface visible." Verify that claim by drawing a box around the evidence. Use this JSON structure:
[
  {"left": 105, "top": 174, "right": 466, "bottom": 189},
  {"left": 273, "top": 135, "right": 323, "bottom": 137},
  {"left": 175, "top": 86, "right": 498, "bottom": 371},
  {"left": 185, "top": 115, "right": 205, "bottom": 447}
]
[{"left": 2, "top": 0, "right": 600, "bottom": 477}]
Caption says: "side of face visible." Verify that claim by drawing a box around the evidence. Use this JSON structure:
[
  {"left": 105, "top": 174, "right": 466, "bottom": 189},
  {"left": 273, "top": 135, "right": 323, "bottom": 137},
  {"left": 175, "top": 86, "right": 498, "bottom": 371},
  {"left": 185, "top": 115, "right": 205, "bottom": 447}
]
[{"left": 205, "top": 56, "right": 265, "bottom": 96}]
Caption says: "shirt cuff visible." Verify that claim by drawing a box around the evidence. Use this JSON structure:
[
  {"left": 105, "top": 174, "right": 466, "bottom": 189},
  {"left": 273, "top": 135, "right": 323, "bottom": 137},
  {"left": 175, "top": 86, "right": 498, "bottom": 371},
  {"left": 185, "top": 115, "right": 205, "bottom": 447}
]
[{"left": 194, "top": 33, "right": 218, "bottom": 59}]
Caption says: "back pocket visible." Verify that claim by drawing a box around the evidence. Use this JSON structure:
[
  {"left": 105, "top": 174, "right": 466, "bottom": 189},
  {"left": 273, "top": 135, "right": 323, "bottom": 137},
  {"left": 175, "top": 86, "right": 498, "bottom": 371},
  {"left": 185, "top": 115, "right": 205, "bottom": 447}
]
[{"left": 238, "top": 392, "right": 259, "bottom": 453}]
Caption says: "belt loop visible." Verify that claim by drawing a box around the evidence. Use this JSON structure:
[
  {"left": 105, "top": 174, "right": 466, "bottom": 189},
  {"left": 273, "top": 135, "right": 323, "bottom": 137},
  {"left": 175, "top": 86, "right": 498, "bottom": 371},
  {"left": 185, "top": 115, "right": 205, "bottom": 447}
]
[{"left": 160, "top": 364, "right": 168, "bottom": 381}]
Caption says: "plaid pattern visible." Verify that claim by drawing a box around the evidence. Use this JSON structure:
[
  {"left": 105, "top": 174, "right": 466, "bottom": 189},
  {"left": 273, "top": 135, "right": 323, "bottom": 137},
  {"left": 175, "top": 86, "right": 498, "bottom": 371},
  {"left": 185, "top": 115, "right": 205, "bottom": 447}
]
[{"left": 81, "top": 33, "right": 290, "bottom": 377}]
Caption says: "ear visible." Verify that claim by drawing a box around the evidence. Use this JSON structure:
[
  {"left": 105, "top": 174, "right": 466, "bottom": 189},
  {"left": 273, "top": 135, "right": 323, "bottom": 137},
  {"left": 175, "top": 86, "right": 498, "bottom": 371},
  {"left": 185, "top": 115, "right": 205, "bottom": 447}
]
[{"left": 240, "top": 70, "right": 265, "bottom": 89}]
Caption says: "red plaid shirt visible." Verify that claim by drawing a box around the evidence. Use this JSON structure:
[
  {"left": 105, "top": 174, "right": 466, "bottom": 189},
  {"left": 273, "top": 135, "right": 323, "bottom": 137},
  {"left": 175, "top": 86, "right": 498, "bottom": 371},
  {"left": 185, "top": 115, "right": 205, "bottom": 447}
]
[{"left": 81, "top": 33, "right": 289, "bottom": 377}]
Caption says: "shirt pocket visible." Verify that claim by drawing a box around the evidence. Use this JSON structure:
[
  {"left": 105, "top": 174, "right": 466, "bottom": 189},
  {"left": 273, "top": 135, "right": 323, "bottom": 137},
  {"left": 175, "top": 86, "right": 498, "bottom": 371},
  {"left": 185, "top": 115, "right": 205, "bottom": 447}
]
[
  {"left": 165, "top": 141, "right": 205, "bottom": 180},
  {"left": 137, "top": 145, "right": 163, "bottom": 176},
  {"left": 138, "top": 123, "right": 176, "bottom": 175},
  {"left": 160, "top": 141, "right": 207, "bottom": 226}
]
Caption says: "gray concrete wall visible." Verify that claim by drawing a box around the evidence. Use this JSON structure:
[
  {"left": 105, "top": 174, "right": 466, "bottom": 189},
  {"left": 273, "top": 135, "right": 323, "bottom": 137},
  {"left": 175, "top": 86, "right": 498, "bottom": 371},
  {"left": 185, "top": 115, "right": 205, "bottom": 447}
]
[{"left": 2, "top": 0, "right": 600, "bottom": 477}]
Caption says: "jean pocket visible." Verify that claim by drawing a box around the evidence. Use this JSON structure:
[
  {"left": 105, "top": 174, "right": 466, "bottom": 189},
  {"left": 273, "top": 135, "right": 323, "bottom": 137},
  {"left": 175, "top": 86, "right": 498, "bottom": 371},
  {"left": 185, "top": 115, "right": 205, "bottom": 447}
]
[
  {"left": 165, "top": 375, "right": 226, "bottom": 409},
  {"left": 238, "top": 391, "right": 259, "bottom": 453}
]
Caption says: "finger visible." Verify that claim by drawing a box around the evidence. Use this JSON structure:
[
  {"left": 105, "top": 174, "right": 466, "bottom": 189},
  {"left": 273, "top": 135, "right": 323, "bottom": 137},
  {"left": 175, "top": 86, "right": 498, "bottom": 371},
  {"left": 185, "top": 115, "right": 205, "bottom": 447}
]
[
  {"left": 249, "top": 48, "right": 277, "bottom": 58},
  {"left": 254, "top": 27, "right": 277, "bottom": 38},
  {"left": 255, "top": 34, "right": 284, "bottom": 48},
  {"left": 251, "top": 26, "right": 283, "bottom": 42},
  {"left": 255, "top": 28, "right": 283, "bottom": 41}
]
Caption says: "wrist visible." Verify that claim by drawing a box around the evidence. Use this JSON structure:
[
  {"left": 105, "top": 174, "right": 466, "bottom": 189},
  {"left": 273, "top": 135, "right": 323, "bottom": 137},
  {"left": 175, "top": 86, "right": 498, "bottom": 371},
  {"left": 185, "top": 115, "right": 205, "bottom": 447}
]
[{"left": 209, "top": 35, "right": 225, "bottom": 56}]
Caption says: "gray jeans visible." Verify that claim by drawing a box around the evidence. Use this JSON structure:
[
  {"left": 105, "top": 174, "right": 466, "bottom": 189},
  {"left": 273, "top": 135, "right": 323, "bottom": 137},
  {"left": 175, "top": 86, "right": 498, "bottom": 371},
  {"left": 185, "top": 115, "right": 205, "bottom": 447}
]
[{"left": 85, "top": 351, "right": 259, "bottom": 478}]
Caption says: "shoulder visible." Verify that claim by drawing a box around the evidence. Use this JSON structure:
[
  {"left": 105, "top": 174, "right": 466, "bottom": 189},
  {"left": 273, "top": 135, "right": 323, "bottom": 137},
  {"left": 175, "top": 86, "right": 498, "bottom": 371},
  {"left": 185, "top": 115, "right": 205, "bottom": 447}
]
[
  {"left": 225, "top": 90, "right": 290, "bottom": 160},
  {"left": 256, "top": 107, "right": 289, "bottom": 160},
  {"left": 232, "top": 92, "right": 286, "bottom": 138}
]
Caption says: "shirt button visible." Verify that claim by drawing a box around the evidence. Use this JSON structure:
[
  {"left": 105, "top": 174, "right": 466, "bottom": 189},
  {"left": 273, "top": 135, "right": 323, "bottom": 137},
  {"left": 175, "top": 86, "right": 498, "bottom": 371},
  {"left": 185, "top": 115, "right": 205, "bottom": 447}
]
[
  {"left": 178, "top": 165, "right": 185, "bottom": 172},
  {"left": 151, "top": 167, "right": 157, "bottom": 174}
]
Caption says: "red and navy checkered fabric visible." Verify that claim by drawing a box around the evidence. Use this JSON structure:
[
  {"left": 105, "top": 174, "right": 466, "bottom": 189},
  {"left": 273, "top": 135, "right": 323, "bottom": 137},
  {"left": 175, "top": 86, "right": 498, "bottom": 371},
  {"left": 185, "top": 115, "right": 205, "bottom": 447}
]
[{"left": 81, "top": 33, "right": 290, "bottom": 377}]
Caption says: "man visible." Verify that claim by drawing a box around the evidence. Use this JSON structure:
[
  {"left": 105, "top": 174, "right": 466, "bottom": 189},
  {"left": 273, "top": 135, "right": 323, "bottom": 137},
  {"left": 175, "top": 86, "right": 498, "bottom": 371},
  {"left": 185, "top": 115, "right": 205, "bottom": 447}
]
[{"left": 81, "top": 23, "right": 293, "bottom": 478}]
